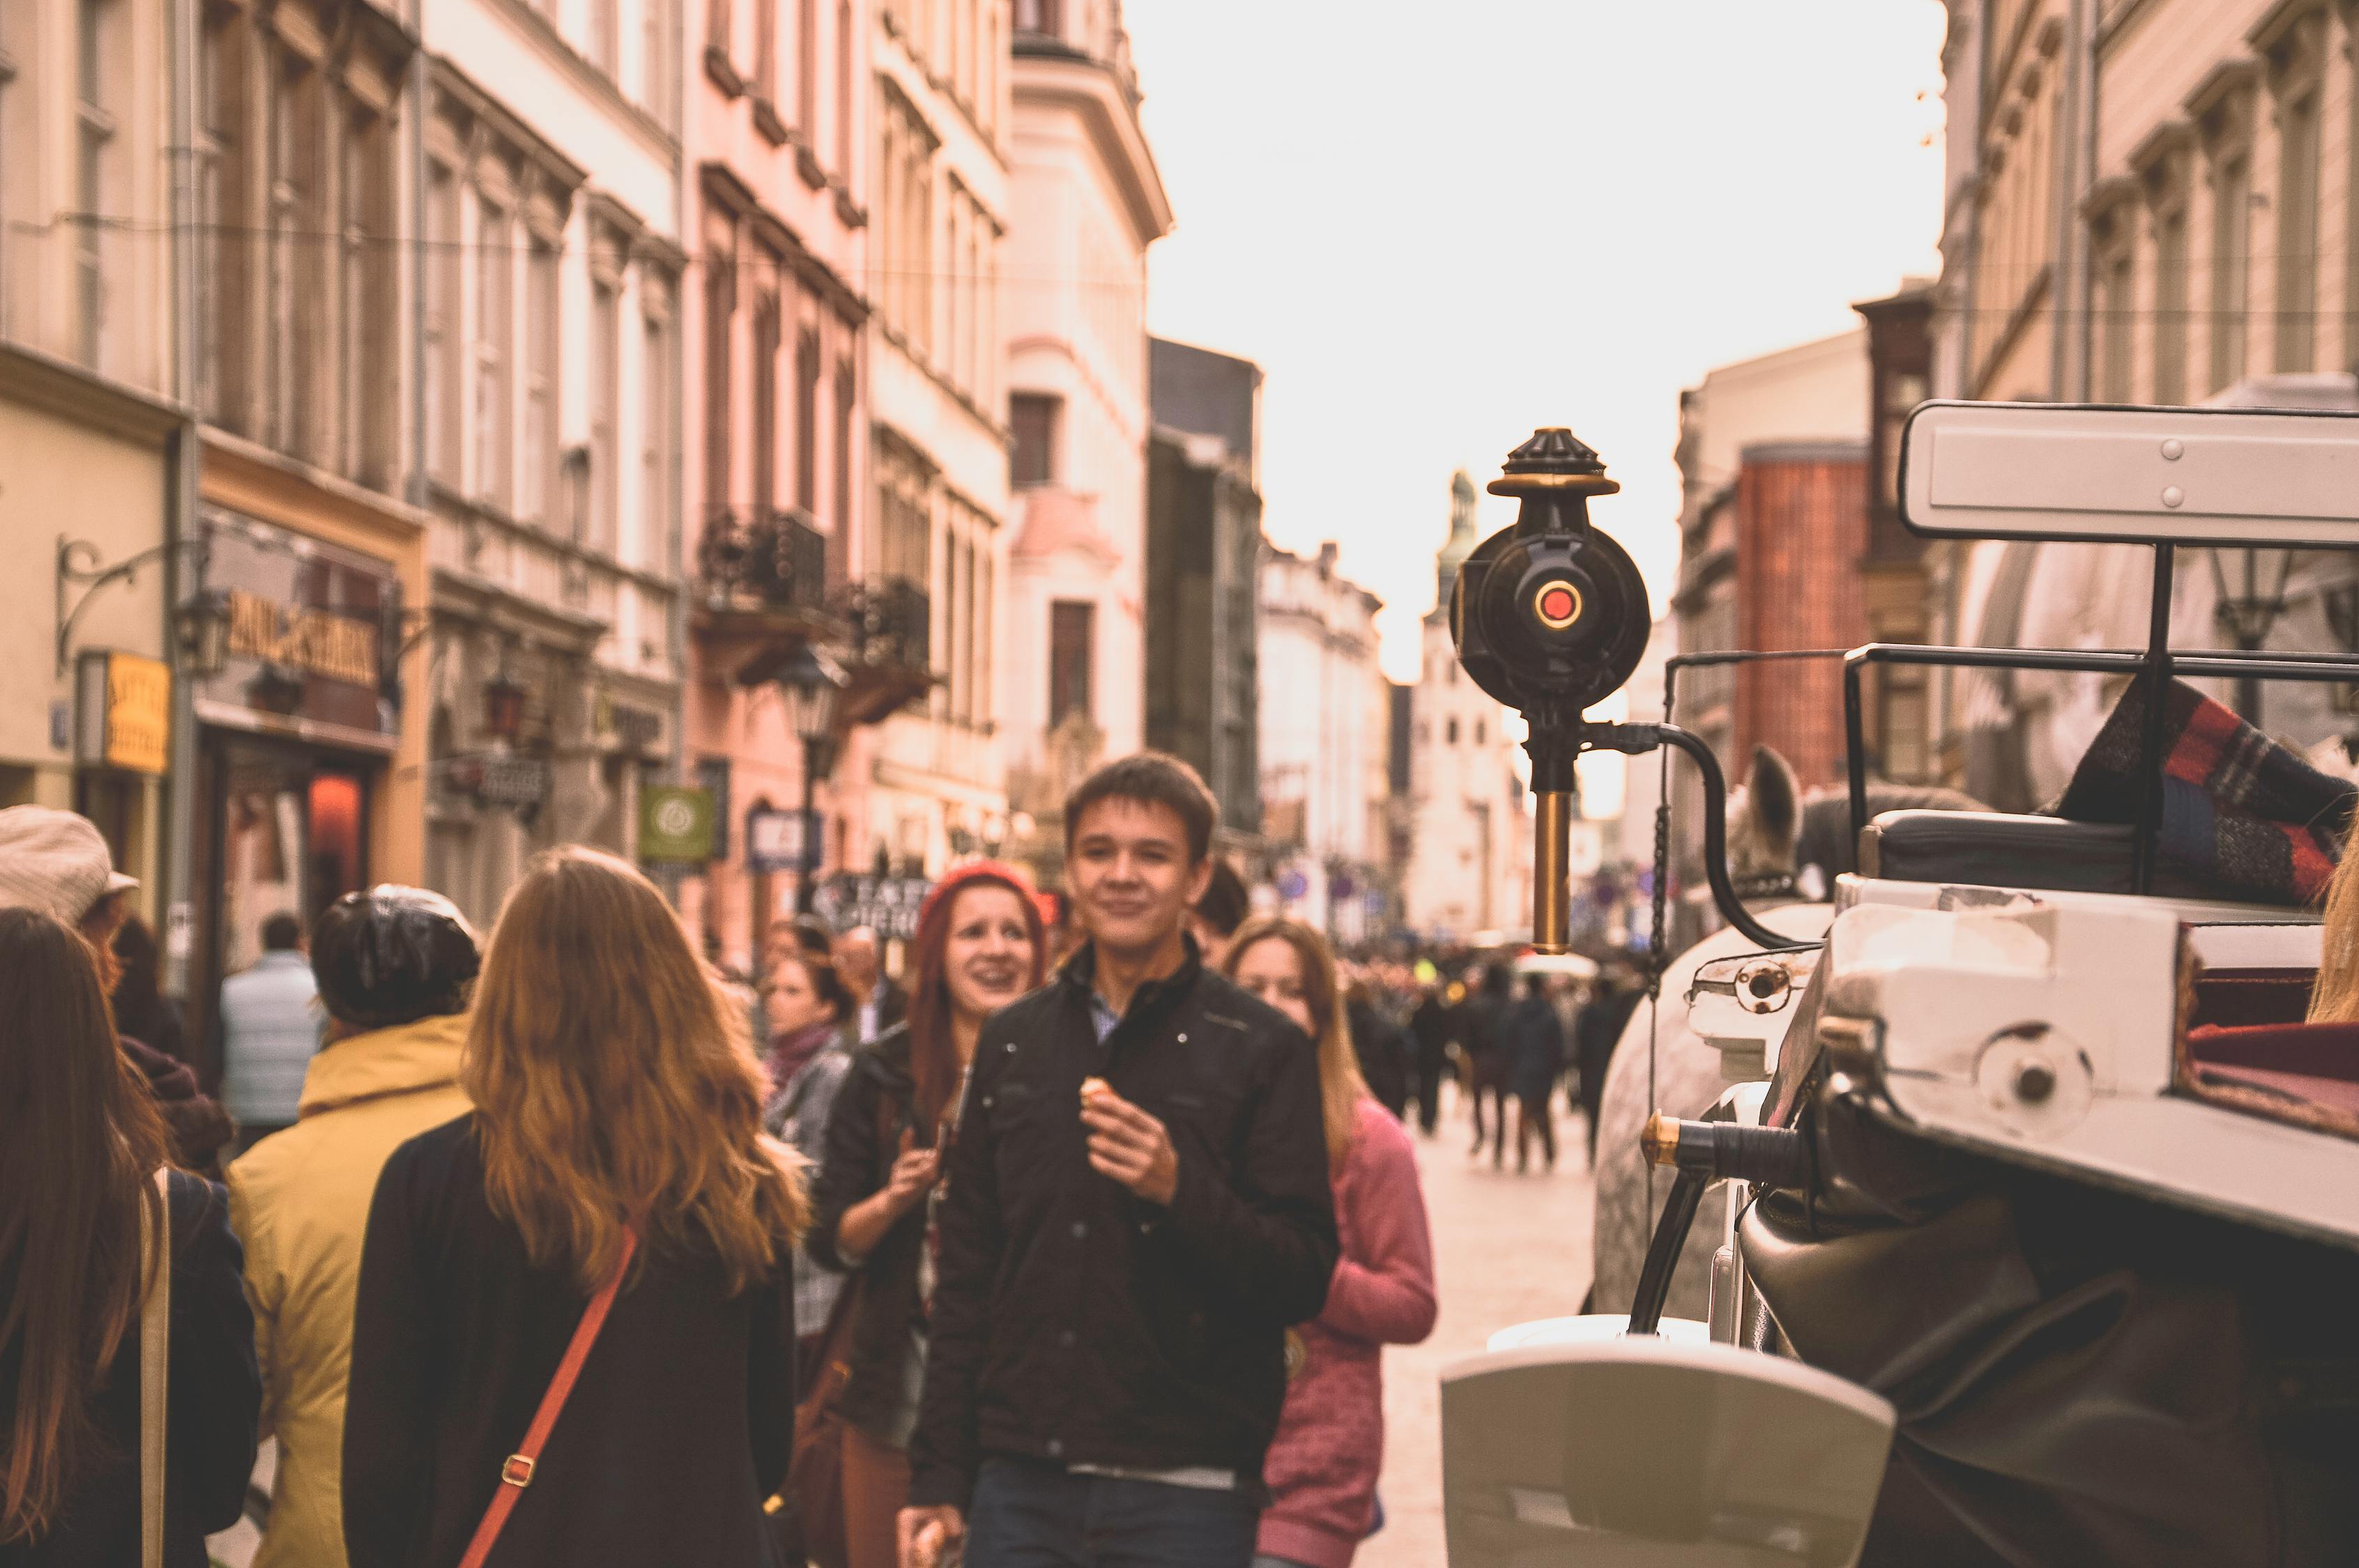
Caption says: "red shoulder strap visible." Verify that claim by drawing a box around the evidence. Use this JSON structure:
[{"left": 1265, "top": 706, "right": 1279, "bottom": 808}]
[{"left": 457, "top": 1225, "right": 641, "bottom": 1568}]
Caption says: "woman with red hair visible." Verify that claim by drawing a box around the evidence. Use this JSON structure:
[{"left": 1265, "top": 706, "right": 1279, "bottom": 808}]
[{"left": 804, "top": 863, "right": 1046, "bottom": 1568}]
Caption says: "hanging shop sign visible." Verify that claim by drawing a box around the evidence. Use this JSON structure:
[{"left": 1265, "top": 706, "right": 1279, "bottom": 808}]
[
  {"left": 813, "top": 873, "right": 934, "bottom": 942},
  {"left": 445, "top": 755, "right": 551, "bottom": 810},
  {"left": 641, "top": 786, "right": 717, "bottom": 863},
  {"left": 194, "top": 511, "right": 401, "bottom": 744},
  {"left": 746, "top": 807, "right": 821, "bottom": 873},
  {"left": 74, "top": 650, "right": 171, "bottom": 774}
]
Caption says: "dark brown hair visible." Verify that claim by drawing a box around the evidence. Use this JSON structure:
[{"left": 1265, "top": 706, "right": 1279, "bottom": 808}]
[
  {"left": 1063, "top": 751, "right": 1219, "bottom": 865},
  {"left": 768, "top": 949, "right": 855, "bottom": 1025},
  {"left": 906, "top": 864, "right": 1047, "bottom": 1132},
  {"left": 1193, "top": 858, "right": 1251, "bottom": 938},
  {"left": 0, "top": 907, "right": 170, "bottom": 1542}
]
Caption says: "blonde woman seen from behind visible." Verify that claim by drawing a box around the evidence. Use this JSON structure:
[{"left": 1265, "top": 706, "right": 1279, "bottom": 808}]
[
  {"left": 342, "top": 847, "right": 807, "bottom": 1568},
  {"left": 1223, "top": 918, "right": 1437, "bottom": 1568}
]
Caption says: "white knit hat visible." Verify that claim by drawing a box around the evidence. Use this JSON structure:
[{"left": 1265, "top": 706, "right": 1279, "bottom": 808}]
[{"left": 0, "top": 805, "right": 139, "bottom": 925}]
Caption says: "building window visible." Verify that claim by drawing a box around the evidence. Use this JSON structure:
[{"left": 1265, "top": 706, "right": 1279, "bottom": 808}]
[
  {"left": 644, "top": 0, "right": 676, "bottom": 125},
  {"left": 590, "top": 0, "right": 619, "bottom": 75},
  {"left": 475, "top": 199, "right": 514, "bottom": 507},
  {"left": 834, "top": 358, "right": 855, "bottom": 541},
  {"left": 340, "top": 102, "right": 397, "bottom": 489},
  {"left": 1473, "top": 718, "right": 1485, "bottom": 745},
  {"left": 751, "top": 289, "right": 780, "bottom": 514},
  {"left": 76, "top": 0, "right": 121, "bottom": 369},
  {"left": 425, "top": 160, "right": 463, "bottom": 482},
  {"left": 1011, "top": 392, "right": 1058, "bottom": 485},
  {"left": 795, "top": 329, "right": 820, "bottom": 512},
  {"left": 640, "top": 272, "right": 677, "bottom": 570},
  {"left": 522, "top": 236, "right": 560, "bottom": 523},
  {"left": 799, "top": 0, "right": 818, "bottom": 133},
  {"left": 590, "top": 275, "right": 620, "bottom": 553},
  {"left": 977, "top": 544, "right": 993, "bottom": 725},
  {"left": 2152, "top": 201, "right": 2188, "bottom": 404},
  {"left": 0, "top": 6, "right": 30, "bottom": 336},
  {"left": 269, "top": 52, "right": 327, "bottom": 461},
  {"left": 755, "top": 0, "right": 777, "bottom": 101},
  {"left": 703, "top": 252, "right": 733, "bottom": 510},
  {"left": 1446, "top": 718, "right": 1459, "bottom": 744},
  {"left": 1049, "top": 599, "right": 1094, "bottom": 724},
  {"left": 2209, "top": 152, "right": 2250, "bottom": 393},
  {"left": 2275, "top": 89, "right": 2321, "bottom": 372},
  {"left": 836, "top": 0, "right": 852, "bottom": 171},
  {"left": 1013, "top": 0, "right": 1058, "bottom": 37},
  {"left": 2099, "top": 243, "right": 2132, "bottom": 403},
  {"left": 195, "top": 15, "right": 247, "bottom": 417}
]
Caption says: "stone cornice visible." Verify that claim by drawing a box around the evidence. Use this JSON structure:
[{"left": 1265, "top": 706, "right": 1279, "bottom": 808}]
[{"left": 1011, "top": 53, "right": 1173, "bottom": 248}]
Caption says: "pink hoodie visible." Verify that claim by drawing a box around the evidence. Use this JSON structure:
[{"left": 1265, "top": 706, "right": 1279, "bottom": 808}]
[{"left": 1257, "top": 1097, "right": 1438, "bottom": 1568}]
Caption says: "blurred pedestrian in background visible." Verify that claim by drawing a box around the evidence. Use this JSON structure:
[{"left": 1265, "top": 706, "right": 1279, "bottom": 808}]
[
  {"left": 217, "top": 912, "right": 319, "bottom": 1152},
  {"left": 1502, "top": 973, "right": 1565, "bottom": 1174},
  {"left": 1405, "top": 984, "right": 1454, "bottom": 1137},
  {"left": 110, "top": 915, "right": 187, "bottom": 1063},
  {"left": 1574, "top": 963, "right": 1642, "bottom": 1167},
  {"left": 1224, "top": 918, "right": 1436, "bottom": 1568},
  {"left": 1341, "top": 975, "right": 1410, "bottom": 1122},
  {"left": 803, "top": 862, "right": 1046, "bottom": 1568},
  {"left": 1458, "top": 965, "right": 1513, "bottom": 1168},
  {"left": 226, "top": 888, "right": 480, "bottom": 1568},
  {"left": 899, "top": 754, "right": 1336, "bottom": 1568},
  {"left": 761, "top": 948, "right": 860, "bottom": 1349},
  {"left": 838, "top": 928, "right": 908, "bottom": 1043},
  {"left": 343, "top": 847, "right": 805, "bottom": 1568},
  {"left": 1188, "top": 857, "right": 1251, "bottom": 970},
  {"left": 0, "top": 905, "right": 259, "bottom": 1566},
  {"left": 754, "top": 914, "right": 836, "bottom": 1050},
  {"left": 0, "top": 804, "right": 232, "bottom": 1170}
]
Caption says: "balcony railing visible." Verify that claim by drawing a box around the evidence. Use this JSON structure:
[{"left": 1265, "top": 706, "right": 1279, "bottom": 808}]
[
  {"left": 697, "top": 507, "right": 828, "bottom": 616},
  {"left": 834, "top": 576, "right": 930, "bottom": 670},
  {"left": 831, "top": 576, "right": 936, "bottom": 726}
]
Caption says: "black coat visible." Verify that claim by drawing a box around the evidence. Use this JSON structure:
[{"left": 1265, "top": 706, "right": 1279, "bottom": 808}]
[
  {"left": 343, "top": 1115, "right": 797, "bottom": 1568},
  {"left": 803, "top": 1025, "right": 929, "bottom": 1442},
  {"left": 1345, "top": 999, "right": 1410, "bottom": 1119},
  {"left": 0, "top": 1173, "right": 259, "bottom": 1568},
  {"left": 906, "top": 944, "right": 1337, "bottom": 1510},
  {"left": 1407, "top": 997, "right": 1456, "bottom": 1073}
]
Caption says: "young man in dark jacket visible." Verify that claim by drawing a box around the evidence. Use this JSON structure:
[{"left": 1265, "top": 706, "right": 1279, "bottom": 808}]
[{"left": 901, "top": 754, "right": 1338, "bottom": 1568}]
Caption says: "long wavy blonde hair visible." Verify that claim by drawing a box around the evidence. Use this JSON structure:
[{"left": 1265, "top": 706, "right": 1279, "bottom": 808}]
[
  {"left": 1222, "top": 916, "right": 1365, "bottom": 1170},
  {"left": 463, "top": 847, "right": 807, "bottom": 1293},
  {"left": 2312, "top": 834, "right": 2359, "bottom": 1022}
]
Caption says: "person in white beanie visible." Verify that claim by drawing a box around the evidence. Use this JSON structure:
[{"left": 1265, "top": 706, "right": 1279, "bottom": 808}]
[{"left": 0, "top": 805, "right": 236, "bottom": 1168}]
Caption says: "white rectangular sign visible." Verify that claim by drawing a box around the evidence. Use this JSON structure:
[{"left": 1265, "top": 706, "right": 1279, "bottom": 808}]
[{"left": 1900, "top": 401, "right": 2359, "bottom": 547}]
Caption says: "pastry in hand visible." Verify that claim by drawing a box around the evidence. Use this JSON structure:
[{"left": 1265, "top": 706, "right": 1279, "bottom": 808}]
[
  {"left": 912, "top": 1519, "right": 947, "bottom": 1568},
  {"left": 1079, "top": 1075, "right": 1111, "bottom": 1108}
]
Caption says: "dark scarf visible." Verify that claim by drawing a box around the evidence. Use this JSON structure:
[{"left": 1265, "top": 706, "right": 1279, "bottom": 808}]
[
  {"left": 2056, "top": 677, "right": 2356, "bottom": 905},
  {"left": 765, "top": 1019, "right": 839, "bottom": 1091}
]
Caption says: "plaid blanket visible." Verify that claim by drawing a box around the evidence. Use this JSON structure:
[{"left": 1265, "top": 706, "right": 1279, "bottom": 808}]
[{"left": 2055, "top": 677, "right": 2356, "bottom": 905}]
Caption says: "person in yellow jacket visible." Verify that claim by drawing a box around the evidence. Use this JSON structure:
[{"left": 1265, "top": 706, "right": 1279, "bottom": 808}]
[{"left": 224, "top": 886, "right": 481, "bottom": 1568}]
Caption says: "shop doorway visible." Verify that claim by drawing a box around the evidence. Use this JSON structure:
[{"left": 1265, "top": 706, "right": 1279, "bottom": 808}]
[{"left": 190, "top": 735, "right": 376, "bottom": 1085}]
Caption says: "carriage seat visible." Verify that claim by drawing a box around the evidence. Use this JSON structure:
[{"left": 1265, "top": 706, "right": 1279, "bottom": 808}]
[
  {"left": 1858, "top": 809, "right": 2254, "bottom": 904},
  {"left": 2183, "top": 1021, "right": 2359, "bottom": 1141}
]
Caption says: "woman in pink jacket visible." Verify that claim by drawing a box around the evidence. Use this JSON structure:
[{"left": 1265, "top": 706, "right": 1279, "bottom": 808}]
[{"left": 1223, "top": 916, "right": 1438, "bottom": 1568}]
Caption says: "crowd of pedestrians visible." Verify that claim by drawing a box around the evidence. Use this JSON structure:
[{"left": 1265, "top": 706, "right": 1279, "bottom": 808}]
[{"left": 0, "top": 748, "right": 1480, "bottom": 1568}]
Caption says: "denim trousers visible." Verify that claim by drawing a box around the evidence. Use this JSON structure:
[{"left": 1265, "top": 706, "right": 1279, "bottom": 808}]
[{"left": 964, "top": 1456, "right": 1260, "bottom": 1568}]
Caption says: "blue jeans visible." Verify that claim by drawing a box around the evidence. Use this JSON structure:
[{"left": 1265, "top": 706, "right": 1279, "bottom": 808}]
[{"left": 965, "top": 1456, "right": 1260, "bottom": 1568}]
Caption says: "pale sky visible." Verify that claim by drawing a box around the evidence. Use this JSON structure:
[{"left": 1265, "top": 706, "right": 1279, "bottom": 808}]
[{"left": 1127, "top": 0, "right": 1953, "bottom": 684}]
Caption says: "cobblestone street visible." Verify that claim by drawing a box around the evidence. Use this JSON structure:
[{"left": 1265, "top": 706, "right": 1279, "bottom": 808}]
[{"left": 1361, "top": 1089, "right": 1596, "bottom": 1568}]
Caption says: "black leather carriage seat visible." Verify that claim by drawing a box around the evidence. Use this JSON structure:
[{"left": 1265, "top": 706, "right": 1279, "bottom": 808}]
[{"left": 1857, "top": 808, "right": 2247, "bottom": 905}]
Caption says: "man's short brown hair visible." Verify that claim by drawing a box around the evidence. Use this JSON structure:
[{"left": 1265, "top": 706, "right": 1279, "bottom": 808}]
[
  {"left": 1063, "top": 752, "right": 1219, "bottom": 865},
  {"left": 1193, "top": 858, "right": 1250, "bottom": 937}
]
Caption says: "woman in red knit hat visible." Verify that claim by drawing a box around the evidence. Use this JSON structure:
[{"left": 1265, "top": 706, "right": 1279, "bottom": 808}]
[
  {"left": 1224, "top": 916, "right": 1437, "bottom": 1568},
  {"left": 802, "top": 863, "right": 1047, "bottom": 1568}
]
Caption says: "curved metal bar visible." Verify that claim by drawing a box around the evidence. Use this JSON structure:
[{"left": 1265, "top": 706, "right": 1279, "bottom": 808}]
[
  {"left": 55, "top": 536, "right": 176, "bottom": 675},
  {"left": 1585, "top": 721, "right": 1801, "bottom": 952},
  {"left": 1626, "top": 1165, "right": 1707, "bottom": 1335}
]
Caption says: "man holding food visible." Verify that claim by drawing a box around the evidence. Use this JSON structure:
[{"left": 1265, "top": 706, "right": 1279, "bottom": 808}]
[{"left": 900, "top": 753, "right": 1338, "bottom": 1568}]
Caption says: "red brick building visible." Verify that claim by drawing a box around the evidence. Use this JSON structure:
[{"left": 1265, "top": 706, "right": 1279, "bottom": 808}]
[{"left": 1732, "top": 444, "right": 1870, "bottom": 791}]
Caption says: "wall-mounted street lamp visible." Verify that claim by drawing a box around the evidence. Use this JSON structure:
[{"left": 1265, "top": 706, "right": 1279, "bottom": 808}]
[
  {"left": 173, "top": 589, "right": 233, "bottom": 681},
  {"left": 777, "top": 643, "right": 848, "bottom": 912}
]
